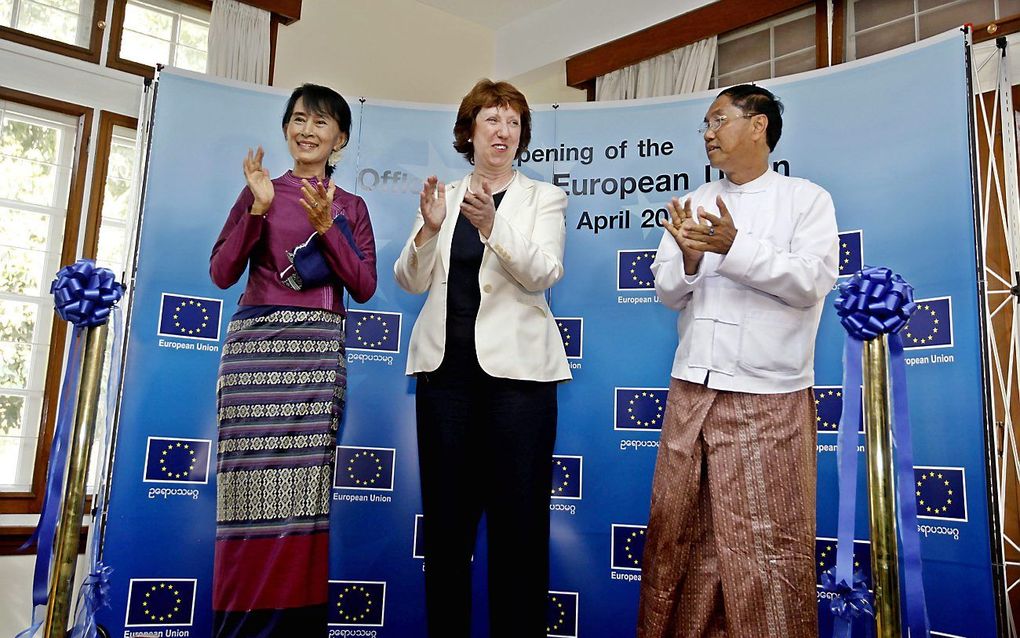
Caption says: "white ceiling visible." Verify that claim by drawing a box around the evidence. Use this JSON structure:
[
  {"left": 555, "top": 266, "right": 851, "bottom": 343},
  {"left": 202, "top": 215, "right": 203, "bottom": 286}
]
[{"left": 414, "top": 0, "right": 565, "bottom": 29}]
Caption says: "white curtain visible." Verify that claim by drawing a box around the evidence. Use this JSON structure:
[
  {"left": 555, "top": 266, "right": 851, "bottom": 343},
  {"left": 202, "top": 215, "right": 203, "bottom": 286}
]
[
  {"left": 207, "top": 0, "right": 271, "bottom": 84},
  {"left": 596, "top": 36, "right": 717, "bottom": 101}
]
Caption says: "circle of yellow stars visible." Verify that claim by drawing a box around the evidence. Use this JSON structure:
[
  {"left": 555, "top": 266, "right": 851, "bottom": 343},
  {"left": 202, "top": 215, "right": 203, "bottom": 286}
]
[
  {"left": 172, "top": 299, "right": 209, "bottom": 336},
  {"left": 815, "top": 389, "right": 842, "bottom": 431},
  {"left": 629, "top": 252, "right": 655, "bottom": 287},
  {"left": 336, "top": 585, "right": 374, "bottom": 623},
  {"left": 547, "top": 594, "right": 567, "bottom": 632},
  {"left": 347, "top": 450, "right": 383, "bottom": 486},
  {"left": 354, "top": 314, "right": 390, "bottom": 348},
  {"left": 141, "top": 582, "right": 183, "bottom": 622},
  {"left": 903, "top": 303, "right": 940, "bottom": 345},
  {"left": 159, "top": 441, "right": 197, "bottom": 479},
  {"left": 917, "top": 470, "right": 954, "bottom": 515},
  {"left": 838, "top": 239, "right": 854, "bottom": 274},
  {"left": 551, "top": 459, "right": 572, "bottom": 496},
  {"left": 624, "top": 528, "right": 645, "bottom": 567},
  {"left": 817, "top": 543, "right": 862, "bottom": 573},
  {"left": 629, "top": 391, "right": 664, "bottom": 428}
]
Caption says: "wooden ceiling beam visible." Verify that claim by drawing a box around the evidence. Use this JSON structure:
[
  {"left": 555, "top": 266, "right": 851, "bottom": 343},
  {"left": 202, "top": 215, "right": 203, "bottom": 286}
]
[
  {"left": 565, "top": 0, "right": 810, "bottom": 88},
  {"left": 973, "top": 12, "right": 1020, "bottom": 43}
]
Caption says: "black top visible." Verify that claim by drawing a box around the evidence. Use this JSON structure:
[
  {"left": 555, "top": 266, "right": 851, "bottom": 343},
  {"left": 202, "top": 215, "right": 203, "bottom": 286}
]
[{"left": 442, "top": 190, "right": 506, "bottom": 369}]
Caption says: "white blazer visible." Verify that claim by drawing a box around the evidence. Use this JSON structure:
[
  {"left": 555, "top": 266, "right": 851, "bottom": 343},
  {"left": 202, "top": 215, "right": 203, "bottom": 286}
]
[{"left": 394, "top": 172, "right": 571, "bottom": 382}]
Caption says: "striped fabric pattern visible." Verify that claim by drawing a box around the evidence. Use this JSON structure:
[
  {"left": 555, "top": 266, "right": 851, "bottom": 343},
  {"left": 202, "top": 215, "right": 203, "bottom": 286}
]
[
  {"left": 212, "top": 307, "right": 346, "bottom": 624},
  {"left": 215, "top": 309, "right": 345, "bottom": 539},
  {"left": 638, "top": 379, "right": 817, "bottom": 638}
]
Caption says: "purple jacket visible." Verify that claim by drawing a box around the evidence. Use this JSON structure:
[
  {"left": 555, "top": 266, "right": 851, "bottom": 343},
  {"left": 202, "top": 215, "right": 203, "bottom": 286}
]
[{"left": 210, "top": 171, "right": 376, "bottom": 313}]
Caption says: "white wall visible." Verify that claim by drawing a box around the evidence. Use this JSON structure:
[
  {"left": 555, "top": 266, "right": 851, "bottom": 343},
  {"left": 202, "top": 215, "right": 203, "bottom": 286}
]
[
  {"left": 493, "top": 0, "right": 714, "bottom": 79},
  {"left": 0, "top": 553, "right": 90, "bottom": 632},
  {"left": 273, "top": 0, "right": 494, "bottom": 103},
  {"left": 272, "top": 0, "right": 717, "bottom": 106},
  {"left": 508, "top": 60, "right": 586, "bottom": 105}
]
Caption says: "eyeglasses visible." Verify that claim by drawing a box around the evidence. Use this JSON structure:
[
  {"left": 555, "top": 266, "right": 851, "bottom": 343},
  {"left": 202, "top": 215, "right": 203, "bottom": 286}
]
[{"left": 697, "top": 113, "right": 759, "bottom": 135}]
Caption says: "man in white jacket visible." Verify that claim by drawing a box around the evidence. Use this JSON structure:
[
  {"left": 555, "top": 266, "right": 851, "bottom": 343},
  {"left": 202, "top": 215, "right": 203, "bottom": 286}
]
[{"left": 637, "top": 85, "right": 839, "bottom": 638}]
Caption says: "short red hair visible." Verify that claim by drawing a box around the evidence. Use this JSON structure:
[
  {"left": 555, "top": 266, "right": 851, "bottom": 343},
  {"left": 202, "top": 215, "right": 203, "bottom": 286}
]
[{"left": 453, "top": 79, "right": 532, "bottom": 164}]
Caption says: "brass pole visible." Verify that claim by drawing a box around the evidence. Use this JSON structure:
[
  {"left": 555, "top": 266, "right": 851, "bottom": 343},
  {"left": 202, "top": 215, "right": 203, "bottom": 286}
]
[
  {"left": 863, "top": 335, "right": 902, "bottom": 638},
  {"left": 43, "top": 323, "right": 109, "bottom": 638}
]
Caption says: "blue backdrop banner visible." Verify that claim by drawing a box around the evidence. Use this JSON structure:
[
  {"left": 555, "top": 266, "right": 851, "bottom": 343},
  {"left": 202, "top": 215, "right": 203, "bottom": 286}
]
[{"left": 97, "top": 29, "right": 997, "bottom": 638}]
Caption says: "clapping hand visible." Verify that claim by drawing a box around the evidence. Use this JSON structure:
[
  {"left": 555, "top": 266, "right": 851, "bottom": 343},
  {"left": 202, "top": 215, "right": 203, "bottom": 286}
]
[
  {"left": 299, "top": 178, "right": 337, "bottom": 235},
  {"left": 243, "top": 146, "right": 274, "bottom": 216},
  {"left": 415, "top": 175, "right": 447, "bottom": 246},
  {"left": 684, "top": 195, "right": 737, "bottom": 255},
  {"left": 664, "top": 196, "right": 704, "bottom": 274},
  {"left": 460, "top": 180, "right": 496, "bottom": 238}
]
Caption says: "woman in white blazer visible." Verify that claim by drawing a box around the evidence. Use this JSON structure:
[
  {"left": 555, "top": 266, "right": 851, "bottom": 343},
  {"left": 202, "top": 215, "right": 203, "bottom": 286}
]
[{"left": 394, "top": 79, "right": 570, "bottom": 638}]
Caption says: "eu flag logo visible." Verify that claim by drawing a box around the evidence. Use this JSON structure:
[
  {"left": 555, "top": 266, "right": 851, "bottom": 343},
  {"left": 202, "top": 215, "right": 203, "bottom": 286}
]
[
  {"left": 618, "top": 249, "right": 656, "bottom": 290},
  {"left": 142, "top": 437, "right": 211, "bottom": 484},
  {"left": 124, "top": 578, "right": 197, "bottom": 627},
  {"left": 614, "top": 387, "right": 668, "bottom": 431},
  {"left": 813, "top": 386, "right": 864, "bottom": 435},
  {"left": 547, "top": 591, "right": 579, "bottom": 637},
  {"left": 555, "top": 317, "right": 583, "bottom": 359},
  {"left": 814, "top": 538, "right": 871, "bottom": 590},
  {"left": 915, "top": 466, "right": 967, "bottom": 521},
  {"left": 412, "top": 514, "right": 424, "bottom": 559},
  {"left": 837, "top": 230, "right": 863, "bottom": 277},
  {"left": 551, "top": 455, "right": 582, "bottom": 500},
  {"left": 814, "top": 387, "right": 842, "bottom": 434},
  {"left": 902, "top": 297, "right": 953, "bottom": 349},
  {"left": 157, "top": 293, "right": 221, "bottom": 341},
  {"left": 328, "top": 580, "right": 386, "bottom": 627},
  {"left": 346, "top": 310, "right": 401, "bottom": 353},
  {"left": 611, "top": 524, "right": 647, "bottom": 571},
  {"left": 334, "top": 446, "right": 395, "bottom": 491}
]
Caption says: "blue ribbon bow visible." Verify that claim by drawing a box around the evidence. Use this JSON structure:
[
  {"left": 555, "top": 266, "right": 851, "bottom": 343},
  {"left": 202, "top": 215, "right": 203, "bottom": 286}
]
[
  {"left": 822, "top": 567, "right": 875, "bottom": 621},
  {"left": 51, "top": 260, "right": 124, "bottom": 327},
  {"left": 828, "top": 266, "right": 929, "bottom": 638},
  {"left": 18, "top": 260, "right": 124, "bottom": 638},
  {"left": 833, "top": 266, "right": 916, "bottom": 340}
]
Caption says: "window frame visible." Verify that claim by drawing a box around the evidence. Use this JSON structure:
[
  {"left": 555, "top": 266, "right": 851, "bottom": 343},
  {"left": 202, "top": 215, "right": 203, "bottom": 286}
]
[
  {"left": 106, "top": 0, "right": 211, "bottom": 78},
  {"left": 845, "top": 0, "right": 1020, "bottom": 61},
  {"left": 565, "top": 0, "right": 827, "bottom": 100},
  {"left": 713, "top": 5, "right": 818, "bottom": 88},
  {"left": 0, "top": 0, "right": 109, "bottom": 63},
  {"left": 83, "top": 110, "right": 139, "bottom": 264},
  {"left": 0, "top": 87, "right": 94, "bottom": 515}
]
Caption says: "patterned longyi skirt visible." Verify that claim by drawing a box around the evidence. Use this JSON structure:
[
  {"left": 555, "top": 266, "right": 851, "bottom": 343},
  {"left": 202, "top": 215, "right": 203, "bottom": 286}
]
[{"left": 212, "top": 306, "right": 346, "bottom": 638}]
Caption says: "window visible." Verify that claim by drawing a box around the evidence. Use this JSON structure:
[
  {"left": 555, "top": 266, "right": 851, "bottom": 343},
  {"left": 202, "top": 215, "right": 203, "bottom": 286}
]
[
  {"left": 0, "top": 0, "right": 107, "bottom": 62},
  {"left": 0, "top": 96, "right": 82, "bottom": 495},
  {"left": 108, "top": 0, "right": 209, "bottom": 76},
  {"left": 848, "top": 0, "right": 1020, "bottom": 60},
  {"left": 82, "top": 112, "right": 138, "bottom": 490},
  {"left": 715, "top": 6, "right": 817, "bottom": 88},
  {"left": 93, "top": 123, "right": 138, "bottom": 275},
  {"left": 1, "top": 0, "right": 94, "bottom": 46}
]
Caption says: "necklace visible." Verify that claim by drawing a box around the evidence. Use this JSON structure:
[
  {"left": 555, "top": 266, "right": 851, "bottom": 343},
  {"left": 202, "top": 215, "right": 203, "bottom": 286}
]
[{"left": 469, "top": 170, "right": 516, "bottom": 194}]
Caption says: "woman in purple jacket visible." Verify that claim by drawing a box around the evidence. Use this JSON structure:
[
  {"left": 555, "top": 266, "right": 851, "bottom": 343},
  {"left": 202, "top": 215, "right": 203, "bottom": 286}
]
[{"left": 208, "top": 84, "right": 376, "bottom": 637}]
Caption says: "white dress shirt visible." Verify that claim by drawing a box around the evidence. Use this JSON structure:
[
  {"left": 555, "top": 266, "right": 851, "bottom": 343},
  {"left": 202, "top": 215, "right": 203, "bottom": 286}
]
[{"left": 651, "top": 169, "right": 839, "bottom": 394}]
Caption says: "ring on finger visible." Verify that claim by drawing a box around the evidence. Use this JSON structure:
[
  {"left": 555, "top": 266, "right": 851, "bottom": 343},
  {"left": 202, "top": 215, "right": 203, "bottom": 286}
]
[{"left": 708, "top": 226, "right": 716, "bottom": 236}]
